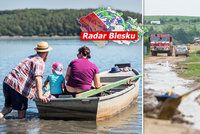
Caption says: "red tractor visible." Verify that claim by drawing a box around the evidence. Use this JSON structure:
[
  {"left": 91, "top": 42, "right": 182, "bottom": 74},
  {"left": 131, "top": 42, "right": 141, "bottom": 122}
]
[{"left": 150, "top": 34, "right": 173, "bottom": 56}]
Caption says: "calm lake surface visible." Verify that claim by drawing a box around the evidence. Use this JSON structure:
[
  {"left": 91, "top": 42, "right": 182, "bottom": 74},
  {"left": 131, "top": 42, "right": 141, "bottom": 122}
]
[{"left": 0, "top": 38, "right": 142, "bottom": 133}]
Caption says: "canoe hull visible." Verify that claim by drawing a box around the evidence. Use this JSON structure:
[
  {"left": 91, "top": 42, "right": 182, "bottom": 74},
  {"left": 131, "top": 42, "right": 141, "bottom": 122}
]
[
  {"left": 155, "top": 95, "right": 178, "bottom": 102},
  {"left": 36, "top": 82, "right": 139, "bottom": 120},
  {"left": 35, "top": 68, "right": 140, "bottom": 120},
  {"left": 36, "top": 98, "right": 99, "bottom": 120},
  {"left": 96, "top": 80, "right": 139, "bottom": 121}
]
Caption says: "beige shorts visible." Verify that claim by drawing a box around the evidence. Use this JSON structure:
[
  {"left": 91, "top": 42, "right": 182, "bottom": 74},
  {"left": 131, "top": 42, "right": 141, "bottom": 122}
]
[{"left": 66, "top": 85, "right": 83, "bottom": 93}]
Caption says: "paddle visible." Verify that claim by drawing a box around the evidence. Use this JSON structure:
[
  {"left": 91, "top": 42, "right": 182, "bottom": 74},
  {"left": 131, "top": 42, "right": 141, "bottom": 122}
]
[
  {"left": 158, "top": 84, "right": 200, "bottom": 120},
  {"left": 76, "top": 74, "right": 141, "bottom": 98}
]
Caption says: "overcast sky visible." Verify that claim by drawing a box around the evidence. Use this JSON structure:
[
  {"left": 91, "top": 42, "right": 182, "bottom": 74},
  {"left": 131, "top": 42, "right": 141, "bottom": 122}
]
[
  {"left": 1, "top": 0, "right": 199, "bottom": 16},
  {"left": 0, "top": 0, "right": 142, "bottom": 13},
  {"left": 145, "top": 0, "right": 200, "bottom": 16}
]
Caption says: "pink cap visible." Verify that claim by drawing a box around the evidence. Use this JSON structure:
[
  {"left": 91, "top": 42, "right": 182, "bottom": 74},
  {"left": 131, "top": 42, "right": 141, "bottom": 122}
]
[{"left": 52, "top": 62, "right": 63, "bottom": 75}]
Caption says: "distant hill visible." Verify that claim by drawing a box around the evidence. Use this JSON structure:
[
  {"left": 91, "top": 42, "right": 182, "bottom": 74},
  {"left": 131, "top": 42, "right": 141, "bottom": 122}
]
[
  {"left": 0, "top": 8, "right": 141, "bottom": 36},
  {"left": 145, "top": 16, "right": 200, "bottom": 22},
  {"left": 144, "top": 16, "right": 200, "bottom": 44}
]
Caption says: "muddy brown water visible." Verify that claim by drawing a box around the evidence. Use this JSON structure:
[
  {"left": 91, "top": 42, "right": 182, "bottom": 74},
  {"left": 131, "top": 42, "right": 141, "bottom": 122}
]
[
  {"left": 144, "top": 61, "right": 200, "bottom": 130},
  {"left": 144, "top": 61, "right": 200, "bottom": 129}
]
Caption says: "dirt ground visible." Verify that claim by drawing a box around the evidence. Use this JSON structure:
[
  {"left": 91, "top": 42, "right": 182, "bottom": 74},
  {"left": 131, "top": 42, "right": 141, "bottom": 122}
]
[
  {"left": 188, "top": 44, "right": 200, "bottom": 52},
  {"left": 144, "top": 53, "right": 200, "bottom": 134},
  {"left": 144, "top": 118, "right": 200, "bottom": 134},
  {"left": 145, "top": 44, "right": 200, "bottom": 64},
  {"left": 145, "top": 54, "right": 187, "bottom": 64}
]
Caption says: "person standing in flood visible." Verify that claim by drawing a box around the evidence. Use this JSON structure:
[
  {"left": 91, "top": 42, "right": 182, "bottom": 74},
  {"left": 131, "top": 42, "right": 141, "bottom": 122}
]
[
  {"left": 0, "top": 41, "right": 52, "bottom": 119},
  {"left": 65, "top": 46, "right": 102, "bottom": 95}
]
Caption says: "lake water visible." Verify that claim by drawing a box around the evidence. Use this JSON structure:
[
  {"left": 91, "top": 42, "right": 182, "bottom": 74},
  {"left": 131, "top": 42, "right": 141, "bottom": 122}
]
[{"left": 0, "top": 38, "right": 142, "bottom": 133}]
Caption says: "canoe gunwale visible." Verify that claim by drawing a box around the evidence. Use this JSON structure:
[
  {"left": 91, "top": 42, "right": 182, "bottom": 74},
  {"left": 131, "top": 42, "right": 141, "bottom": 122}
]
[
  {"left": 35, "top": 97, "right": 99, "bottom": 102},
  {"left": 35, "top": 83, "right": 136, "bottom": 102}
]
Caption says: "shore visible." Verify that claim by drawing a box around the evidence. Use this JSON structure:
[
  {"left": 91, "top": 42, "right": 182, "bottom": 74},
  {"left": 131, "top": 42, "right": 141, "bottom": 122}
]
[
  {"left": 144, "top": 118, "right": 200, "bottom": 134},
  {"left": 144, "top": 54, "right": 200, "bottom": 134}
]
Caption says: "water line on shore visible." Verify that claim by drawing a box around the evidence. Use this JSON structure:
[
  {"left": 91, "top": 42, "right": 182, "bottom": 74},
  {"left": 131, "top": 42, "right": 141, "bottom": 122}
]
[{"left": 144, "top": 62, "right": 200, "bottom": 130}]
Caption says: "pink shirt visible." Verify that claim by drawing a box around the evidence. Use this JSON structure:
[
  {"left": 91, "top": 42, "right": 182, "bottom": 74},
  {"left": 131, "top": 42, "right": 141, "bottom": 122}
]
[{"left": 67, "top": 58, "right": 99, "bottom": 91}]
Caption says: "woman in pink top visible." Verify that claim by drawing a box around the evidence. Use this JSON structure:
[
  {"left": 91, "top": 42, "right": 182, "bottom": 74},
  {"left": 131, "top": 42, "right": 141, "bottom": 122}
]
[{"left": 65, "top": 46, "right": 102, "bottom": 94}]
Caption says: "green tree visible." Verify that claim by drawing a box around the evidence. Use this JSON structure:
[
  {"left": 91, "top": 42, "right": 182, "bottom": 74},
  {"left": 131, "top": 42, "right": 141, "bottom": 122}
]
[
  {"left": 144, "top": 35, "right": 150, "bottom": 54},
  {"left": 162, "top": 25, "right": 174, "bottom": 34},
  {"left": 0, "top": 9, "right": 142, "bottom": 36},
  {"left": 173, "top": 28, "right": 189, "bottom": 44}
]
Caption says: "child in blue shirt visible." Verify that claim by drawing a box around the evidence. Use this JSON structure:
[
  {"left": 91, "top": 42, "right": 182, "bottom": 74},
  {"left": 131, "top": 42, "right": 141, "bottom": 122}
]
[{"left": 43, "top": 62, "right": 65, "bottom": 98}]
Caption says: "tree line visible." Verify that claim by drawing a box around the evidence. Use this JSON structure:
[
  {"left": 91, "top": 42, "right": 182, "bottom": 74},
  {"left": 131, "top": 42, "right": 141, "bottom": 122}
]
[
  {"left": 144, "top": 17, "right": 200, "bottom": 25},
  {"left": 0, "top": 9, "right": 141, "bottom": 36},
  {"left": 146, "top": 25, "right": 200, "bottom": 44}
]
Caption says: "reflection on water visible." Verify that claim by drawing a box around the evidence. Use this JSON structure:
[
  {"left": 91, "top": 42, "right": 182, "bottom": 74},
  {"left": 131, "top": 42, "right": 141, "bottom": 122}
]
[
  {"left": 0, "top": 38, "right": 142, "bottom": 133},
  {"left": 97, "top": 104, "right": 140, "bottom": 134},
  {"left": 0, "top": 104, "right": 139, "bottom": 133}
]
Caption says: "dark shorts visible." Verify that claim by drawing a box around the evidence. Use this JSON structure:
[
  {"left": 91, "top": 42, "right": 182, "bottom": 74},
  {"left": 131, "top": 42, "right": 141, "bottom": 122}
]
[{"left": 3, "top": 82, "right": 28, "bottom": 110}]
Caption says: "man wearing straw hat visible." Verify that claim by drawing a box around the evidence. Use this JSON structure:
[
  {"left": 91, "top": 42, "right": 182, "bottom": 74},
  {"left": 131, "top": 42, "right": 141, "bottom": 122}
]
[{"left": 0, "top": 41, "right": 52, "bottom": 119}]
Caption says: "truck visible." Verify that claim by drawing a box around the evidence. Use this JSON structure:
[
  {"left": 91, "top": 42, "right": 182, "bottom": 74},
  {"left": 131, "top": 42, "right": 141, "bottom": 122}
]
[{"left": 150, "top": 34, "right": 173, "bottom": 56}]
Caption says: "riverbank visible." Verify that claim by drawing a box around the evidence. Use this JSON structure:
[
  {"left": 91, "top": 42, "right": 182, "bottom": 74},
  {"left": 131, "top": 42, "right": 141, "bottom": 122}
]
[
  {"left": 144, "top": 118, "right": 200, "bottom": 134},
  {"left": 176, "top": 51, "right": 200, "bottom": 82},
  {"left": 144, "top": 54, "right": 200, "bottom": 134}
]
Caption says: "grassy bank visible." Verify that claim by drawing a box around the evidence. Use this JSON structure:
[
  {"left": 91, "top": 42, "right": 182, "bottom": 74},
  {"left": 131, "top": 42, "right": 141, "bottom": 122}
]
[{"left": 179, "top": 51, "right": 200, "bottom": 80}]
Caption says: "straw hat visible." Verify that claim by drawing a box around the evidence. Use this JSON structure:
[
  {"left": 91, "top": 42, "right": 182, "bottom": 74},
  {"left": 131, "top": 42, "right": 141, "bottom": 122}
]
[{"left": 34, "top": 41, "right": 53, "bottom": 52}]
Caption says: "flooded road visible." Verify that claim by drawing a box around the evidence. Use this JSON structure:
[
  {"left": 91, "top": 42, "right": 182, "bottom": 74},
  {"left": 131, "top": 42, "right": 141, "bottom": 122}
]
[{"left": 144, "top": 56, "right": 200, "bottom": 130}]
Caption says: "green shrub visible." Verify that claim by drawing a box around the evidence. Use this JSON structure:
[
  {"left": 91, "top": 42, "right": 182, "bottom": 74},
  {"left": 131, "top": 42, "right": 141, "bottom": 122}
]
[{"left": 196, "top": 50, "right": 200, "bottom": 54}]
